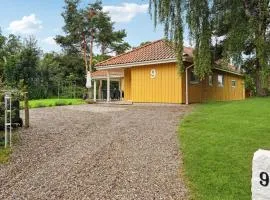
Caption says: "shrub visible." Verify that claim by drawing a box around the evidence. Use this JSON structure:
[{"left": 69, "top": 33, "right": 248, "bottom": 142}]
[
  {"left": 34, "top": 102, "right": 46, "bottom": 108},
  {"left": 0, "top": 91, "right": 22, "bottom": 132},
  {"left": 55, "top": 100, "right": 67, "bottom": 106}
]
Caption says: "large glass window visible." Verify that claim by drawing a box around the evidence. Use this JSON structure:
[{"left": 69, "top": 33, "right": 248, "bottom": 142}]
[
  {"left": 190, "top": 70, "right": 199, "bottom": 84},
  {"left": 217, "top": 74, "right": 224, "bottom": 87}
]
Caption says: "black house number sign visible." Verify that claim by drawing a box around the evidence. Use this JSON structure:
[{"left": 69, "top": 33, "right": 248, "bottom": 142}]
[
  {"left": 252, "top": 149, "right": 270, "bottom": 199},
  {"left": 260, "top": 172, "right": 269, "bottom": 187}
]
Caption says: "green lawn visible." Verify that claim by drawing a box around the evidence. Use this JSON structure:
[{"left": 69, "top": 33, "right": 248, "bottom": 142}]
[
  {"left": 20, "top": 98, "right": 85, "bottom": 109},
  {"left": 179, "top": 98, "right": 270, "bottom": 200}
]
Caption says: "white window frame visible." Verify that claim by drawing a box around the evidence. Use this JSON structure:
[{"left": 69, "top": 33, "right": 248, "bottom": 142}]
[
  {"left": 217, "top": 74, "right": 224, "bottom": 87},
  {"left": 232, "top": 80, "right": 236, "bottom": 88}
]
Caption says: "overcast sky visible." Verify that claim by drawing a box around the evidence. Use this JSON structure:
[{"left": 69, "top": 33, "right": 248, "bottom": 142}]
[{"left": 0, "top": 0, "right": 168, "bottom": 53}]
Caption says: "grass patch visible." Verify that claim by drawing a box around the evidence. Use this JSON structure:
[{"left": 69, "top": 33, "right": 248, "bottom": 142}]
[
  {"left": 20, "top": 98, "right": 85, "bottom": 109},
  {"left": 0, "top": 147, "right": 11, "bottom": 163},
  {"left": 179, "top": 98, "right": 270, "bottom": 200},
  {"left": 0, "top": 131, "right": 18, "bottom": 164}
]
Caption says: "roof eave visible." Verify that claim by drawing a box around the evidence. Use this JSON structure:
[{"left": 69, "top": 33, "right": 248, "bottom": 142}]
[
  {"left": 92, "top": 75, "right": 124, "bottom": 80},
  {"left": 96, "top": 58, "right": 183, "bottom": 70},
  {"left": 213, "top": 67, "right": 243, "bottom": 76}
]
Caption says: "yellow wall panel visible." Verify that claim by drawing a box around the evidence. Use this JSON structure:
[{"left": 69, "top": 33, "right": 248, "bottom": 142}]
[
  {"left": 124, "top": 68, "right": 132, "bottom": 101},
  {"left": 130, "top": 63, "right": 182, "bottom": 103},
  {"left": 124, "top": 64, "right": 244, "bottom": 104},
  {"left": 182, "top": 68, "right": 245, "bottom": 103}
]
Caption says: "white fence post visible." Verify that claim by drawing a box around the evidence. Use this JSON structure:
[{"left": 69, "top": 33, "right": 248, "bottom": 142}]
[{"left": 4, "top": 93, "right": 12, "bottom": 148}]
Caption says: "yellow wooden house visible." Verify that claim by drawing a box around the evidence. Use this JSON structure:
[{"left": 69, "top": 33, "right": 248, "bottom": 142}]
[{"left": 92, "top": 39, "right": 245, "bottom": 104}]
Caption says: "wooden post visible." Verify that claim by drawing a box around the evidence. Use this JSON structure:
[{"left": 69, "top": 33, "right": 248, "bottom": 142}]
[
  {"left": 24, "top": 92, "right": 29, "bottom": 128},
  {"left": 107, "top": 71, "right": 110, "bottom": 102},
  {"left": 185, "top": 64, "right": 194, "bottom": 105},
  {"left": 98, "top": 80, "right": 102, "bottom": 100},
  {"left": 243, "top": 81, "right": 246, "bottom": 99},
  {"left": 185, "top": 68, "right": 189, "bottom": 105},
  {"left": 93, "top": 80, "right": 97, "bottom": 102},
  {"left": 119, "top": 79, "right": 122, "bottom": 101}
]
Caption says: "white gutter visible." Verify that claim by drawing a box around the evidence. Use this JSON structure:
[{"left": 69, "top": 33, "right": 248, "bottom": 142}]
[{"left": 185, "top": 64, "right": 194, "bottom": 105}]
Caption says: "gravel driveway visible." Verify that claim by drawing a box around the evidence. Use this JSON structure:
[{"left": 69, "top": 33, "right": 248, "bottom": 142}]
[{"left": 0, "top": 104, "right": 190, "bottom": 199}]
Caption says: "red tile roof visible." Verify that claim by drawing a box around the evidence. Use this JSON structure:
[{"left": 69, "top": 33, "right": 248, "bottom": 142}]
[
  {"left": 95, "top": 39, "right": 242, "bottom": 75},
  {"left": 215, "top": 60, "right": 242, "bottom": 74},
  {"left": 92, "top": 69, "right": 123, "bottom": 78},
  {"left": 96, "top": 39, "right": 193, "bottom": 67}
]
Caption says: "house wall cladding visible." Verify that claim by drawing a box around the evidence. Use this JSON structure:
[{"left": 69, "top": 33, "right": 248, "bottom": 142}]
[
  {"left": 124, "top": 63, "right": 245, "bottom": 104},
  {"left": 182, "top": 69, "right": 245, "bottom": 103},
  {"left": 124, "top": 68, "right": 132, "bottom": 101},
  {"left": 124, "top": 63, "right": 182, "bottom": 103}
]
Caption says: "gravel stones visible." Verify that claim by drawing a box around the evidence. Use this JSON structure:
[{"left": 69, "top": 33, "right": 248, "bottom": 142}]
[{"left": 0, "top": 104, "right": 190, "bottom": 199}]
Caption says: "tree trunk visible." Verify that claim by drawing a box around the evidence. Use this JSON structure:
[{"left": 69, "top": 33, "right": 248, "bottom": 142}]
[
  {"left": 255, "top": 67, "right": 267, "bottom": 96},
  {"left": 101, "top": 44, "right": 106, "bottom": 55},
  {"left": 89, "top": 34, "right": 94, "bottom": 72},
  {"left": 82, "top": 33, "right": 88, "bottom": 74}
]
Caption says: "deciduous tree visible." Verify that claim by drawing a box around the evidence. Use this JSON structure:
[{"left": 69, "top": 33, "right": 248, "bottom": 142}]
[{"left": 149, "top": 0, "right": 270, "bottom": 95}]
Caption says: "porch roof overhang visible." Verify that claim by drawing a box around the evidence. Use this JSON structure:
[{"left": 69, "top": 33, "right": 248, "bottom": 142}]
[
  {"left": 213, "top": 67, "right": 244, "bottom": 76},
  {"left": 92, "top": 75, "right": 124, "bottom": 80},
  {"left": 91, "top": 69, "right": 124, "bottom": 80}
]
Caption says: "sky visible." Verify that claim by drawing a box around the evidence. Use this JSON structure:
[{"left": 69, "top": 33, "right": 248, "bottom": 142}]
[{"left": 0, "top": 0, "right": 167, "bottom": 53}]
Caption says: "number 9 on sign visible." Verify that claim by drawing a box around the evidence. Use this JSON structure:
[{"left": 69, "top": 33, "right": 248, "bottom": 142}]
[
  {"left": 150, "top": 69, "right": 156, "bottom": 79},
  {"left": 260, "top": 172, "right": 269, "bottom": 187},
  {"left": 252, "top": 149, "right": 270, "bottom": 200}
]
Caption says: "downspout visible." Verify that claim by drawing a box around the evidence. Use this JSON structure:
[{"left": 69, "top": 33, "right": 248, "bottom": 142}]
[{"left": 185, "top": 64, "right": 194, "bottom": 105}]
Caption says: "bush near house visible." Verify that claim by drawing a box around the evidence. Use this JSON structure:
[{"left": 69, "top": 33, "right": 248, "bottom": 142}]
[
  {"left": 0, "top": 92, "right": 23, "bottom": 130},
  {"left": 20, "top": 98, "right": 85, "bottom": 109},
  {"left": 179, "top": 98, "right": 270, "bottom": 200}
]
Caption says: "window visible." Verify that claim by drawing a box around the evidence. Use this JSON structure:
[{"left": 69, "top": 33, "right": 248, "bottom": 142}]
[
  {"left": 190, "top": 70, "right": 199, "bottom": 84},
  {"left": 217, "top": 74, "right": 224, "bottom": 87},
  {"left": 209, "top": 75, "right": 213, "bottom": 86},
  {"left": 232, "top": 80, "right": 236, "bottom": 87}
]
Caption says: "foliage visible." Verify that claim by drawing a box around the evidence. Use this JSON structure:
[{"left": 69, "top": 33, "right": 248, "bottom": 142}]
[
  {"left": 139, "top": 41, "right": 151, "bottom": 47},
  {"left": 20, "top": 98, "right": 85, "bottom": 109},
  {"left": 0, "top": 1, "right": 131, "bottom": 100},
  {"left": 149, "top": 0, "right": 270, "bottom": 95},
  {"left": 179, "top": 98, "right": 270, "bottom": 199},
  {"left": 0, "top": 91, "right": 22, "bottom": 130},
  {"left": 56, "top": 0, "right": 130, "bottom": 72},
  {"left": 0, "top": 146, "right": 11, "bottom": 164},
  {"left": 0, "top": 130, "right": 19, "bottom": 164},
  {"left": 0, "top": 30, "right": 87, "bottom": 99}
]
